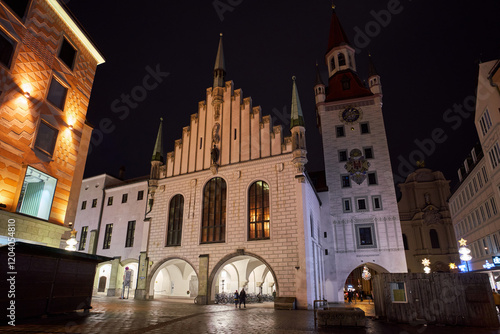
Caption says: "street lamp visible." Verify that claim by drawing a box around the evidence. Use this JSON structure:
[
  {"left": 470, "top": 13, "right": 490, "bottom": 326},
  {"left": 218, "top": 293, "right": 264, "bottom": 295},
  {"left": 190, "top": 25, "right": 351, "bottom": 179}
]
[
  {"left": 65, "top": 229, "right": 78, "bottom": 251},
  {"left": 458, "top": 238, "right": 472, "bottom": 272},
  {"left": 422, "top": 258, "right": 431, "bottom": 274}
]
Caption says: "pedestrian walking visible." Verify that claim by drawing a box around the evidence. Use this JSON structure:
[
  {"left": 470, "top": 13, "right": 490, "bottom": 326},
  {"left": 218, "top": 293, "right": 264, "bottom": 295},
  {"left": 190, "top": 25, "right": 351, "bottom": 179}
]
[
  {"left": 233, "top": 290, "right": 239, "bottom": 308},
  {"left": 347, "top": 290, "right": 352, "bottom": 303},
  {"left": 239, "top": 288, "right": 246, "bottom": 308}
]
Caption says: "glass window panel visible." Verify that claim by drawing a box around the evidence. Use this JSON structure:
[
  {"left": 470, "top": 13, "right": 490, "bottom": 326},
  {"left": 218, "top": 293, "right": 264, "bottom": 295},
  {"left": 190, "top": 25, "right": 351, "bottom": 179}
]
[
  {"left": 16, "top": 166, "right": 57, "bottom": 220},
  {"left": 47, "top": 77, "right": 68, "bottom": 110}
]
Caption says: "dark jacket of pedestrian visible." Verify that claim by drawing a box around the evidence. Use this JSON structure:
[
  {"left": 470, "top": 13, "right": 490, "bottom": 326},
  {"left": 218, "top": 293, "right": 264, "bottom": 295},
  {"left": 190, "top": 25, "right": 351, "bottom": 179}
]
[{"left": 239, "top": 288, "right": 246, "bottom": 308}]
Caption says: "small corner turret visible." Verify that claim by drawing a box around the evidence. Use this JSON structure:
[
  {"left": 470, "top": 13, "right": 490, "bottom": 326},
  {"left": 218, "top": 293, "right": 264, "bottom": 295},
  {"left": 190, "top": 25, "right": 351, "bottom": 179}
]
[
  {"left": 212, "top": 33, "right": 225, "bottom": 120},
  {"left": 150, "top": 117, "right": 163, "bottom": 180},
  {"left": 290, "top": 76, "right": 307, "bottom": 174},
  {"left": 368, "top": 54, "right": 382, "bottom": 95}
]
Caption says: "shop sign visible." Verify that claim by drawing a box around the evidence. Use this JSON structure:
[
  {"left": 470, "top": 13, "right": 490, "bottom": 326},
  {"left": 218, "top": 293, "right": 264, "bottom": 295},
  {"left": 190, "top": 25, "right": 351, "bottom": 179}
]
[
  {"left": 483, "top": 260, "right": 495, "bottom": 269},
  {"left": 492, "top": 256, "right": 500, "bottom": 266}
]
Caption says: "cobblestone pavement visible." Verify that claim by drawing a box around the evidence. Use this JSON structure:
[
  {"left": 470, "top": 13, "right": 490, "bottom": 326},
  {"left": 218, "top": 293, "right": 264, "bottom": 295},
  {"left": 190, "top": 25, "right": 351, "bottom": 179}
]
[{"left": 1, "top": 296, "right": 500, "bottom": 334}]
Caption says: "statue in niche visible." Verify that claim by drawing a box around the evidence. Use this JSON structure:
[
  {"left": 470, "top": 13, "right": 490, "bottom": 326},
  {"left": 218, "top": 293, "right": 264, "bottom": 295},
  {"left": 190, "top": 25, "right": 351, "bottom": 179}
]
[
  {"left": 211, "top": 145, "right": 219, "bottom": 165},
  {"left": 424, "top": 193, "right": 431, "bottom": 205}
]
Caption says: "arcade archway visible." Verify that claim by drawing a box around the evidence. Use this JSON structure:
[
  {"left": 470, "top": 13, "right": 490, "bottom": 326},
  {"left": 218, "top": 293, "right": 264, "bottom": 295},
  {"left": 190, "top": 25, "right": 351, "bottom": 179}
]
[
  {"left": 343, "top": 263, "right": 388, "bottom": 302},
  {"left": 209, "top": 253, "right": 277, "bottom": 303},
  {"left": 149, "top": 258, "right": 198, "bottom": 300}
]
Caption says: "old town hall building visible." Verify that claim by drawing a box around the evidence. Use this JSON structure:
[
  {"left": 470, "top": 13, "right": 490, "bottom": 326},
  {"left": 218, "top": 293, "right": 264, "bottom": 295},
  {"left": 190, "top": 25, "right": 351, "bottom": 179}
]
[{"left": 74, "top": 7, "right": 407, "bottom": 308}]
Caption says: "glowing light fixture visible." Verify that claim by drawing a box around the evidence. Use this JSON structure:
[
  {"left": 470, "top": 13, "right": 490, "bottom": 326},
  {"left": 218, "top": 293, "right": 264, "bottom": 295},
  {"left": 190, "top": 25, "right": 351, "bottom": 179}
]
[
  {"left": 458, "top": 238, "right": 472, "bottom": 271},
  {"left": 422, "top": 258, "right": 431, "bottom": 274},
  {"left": 361, "top": 265, "right": 371, "bottom": 280},
  {"left": 449, "top": 263, "right": 457, "bottom": 269},
  {"left": 65, "top": 229, "right": 78, "bottom": 251}
]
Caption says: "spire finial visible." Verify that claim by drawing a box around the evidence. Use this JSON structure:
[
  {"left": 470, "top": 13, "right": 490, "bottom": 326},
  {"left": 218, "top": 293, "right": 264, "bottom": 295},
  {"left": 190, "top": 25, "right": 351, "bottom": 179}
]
[
  {"left": 220, "top": 33, "right": 223, "bottom": 37},
  {"left": 292, "top": 75, "right": 296, "bottom": 81},
  {"left": 160, "top": 117, "right": 163, "bottom": 122},
  {"left": 290, "top": 76, "right": 304, "bottom": 129},
  {"left": 213, "top": 33, "right": 226, "bottom": 88},
  {"left": 332, "top": 2, "right": 336, "bottom": 10}
]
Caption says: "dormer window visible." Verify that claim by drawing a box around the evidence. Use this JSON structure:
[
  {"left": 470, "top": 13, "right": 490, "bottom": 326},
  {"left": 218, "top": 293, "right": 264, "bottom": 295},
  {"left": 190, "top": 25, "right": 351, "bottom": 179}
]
[
  {"left": 341, "top": 75, "right": 350, "bottom": 90},
  {"left": 338, "top": 53, "right": 346, "bottom": 67}
]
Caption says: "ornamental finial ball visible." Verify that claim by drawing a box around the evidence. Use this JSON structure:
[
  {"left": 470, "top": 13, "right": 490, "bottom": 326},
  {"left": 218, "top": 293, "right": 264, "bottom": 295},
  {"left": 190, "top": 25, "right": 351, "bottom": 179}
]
[
  {"left": 332, "top": 2, "right": 336, "bottom": 10},
  {"left": 160, "top": 117, "right": 163, "bottom": 122},
  {"left": 220, "top": 33, "right": 223, "bottom": 37},
  {"left": 292, "top": 76, "right": 296, "bottom": 81}
]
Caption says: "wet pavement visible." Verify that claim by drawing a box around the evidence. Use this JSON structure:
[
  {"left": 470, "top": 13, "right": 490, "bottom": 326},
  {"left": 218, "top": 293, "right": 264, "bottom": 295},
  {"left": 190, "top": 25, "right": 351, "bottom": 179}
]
[{"left": 1, "top": 296, "right": 500, "bottom": 334}]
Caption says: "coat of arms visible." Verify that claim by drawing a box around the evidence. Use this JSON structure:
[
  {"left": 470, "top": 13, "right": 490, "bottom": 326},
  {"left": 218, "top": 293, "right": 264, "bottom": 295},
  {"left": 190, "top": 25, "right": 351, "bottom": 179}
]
[{"left": 344, "top": 149, "right": 370, "bottom": 185}]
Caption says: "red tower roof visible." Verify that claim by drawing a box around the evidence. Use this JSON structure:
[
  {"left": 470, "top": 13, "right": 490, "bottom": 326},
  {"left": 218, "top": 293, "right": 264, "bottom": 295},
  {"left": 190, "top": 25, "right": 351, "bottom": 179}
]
[
  {"left": 327, "top": 8, "right": 350, "bottom": 52},
  {"left": 326, "top": 70, "right": 373, "bottom": 102}
]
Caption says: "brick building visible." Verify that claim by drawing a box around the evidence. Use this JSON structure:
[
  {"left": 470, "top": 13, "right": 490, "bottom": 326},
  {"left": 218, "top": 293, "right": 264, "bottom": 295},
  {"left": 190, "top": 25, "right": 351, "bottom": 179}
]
[{"left": 0, "top": 0, "right": 104, "bottom": 247}]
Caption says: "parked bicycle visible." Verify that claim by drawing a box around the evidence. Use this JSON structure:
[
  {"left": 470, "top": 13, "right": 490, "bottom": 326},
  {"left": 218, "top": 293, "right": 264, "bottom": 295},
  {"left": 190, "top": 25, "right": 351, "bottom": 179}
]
[{"left": 214, "top": 292, "right": 229, "bottom": 304}]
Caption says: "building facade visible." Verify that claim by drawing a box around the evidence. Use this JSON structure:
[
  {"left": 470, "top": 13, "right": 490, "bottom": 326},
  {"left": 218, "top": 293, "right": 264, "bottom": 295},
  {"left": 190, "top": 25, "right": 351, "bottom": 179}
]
[
  {"left": 315, "top": 8, "right": 407, "bottom": 302},
  {"left": 73, "top": 174, "right": 149, "bottom": 296},
  {"left": 0, "top": 0, "right": 104, "bottom": 247},
  {"left": 449, "top": 59, "right": 500, "bottom": 288},
  {"left": 73, "top": 7, "right": 408, "bottom": 308},
  {"left": 398, "top": 166, "right": 459, "bottom": 273}
]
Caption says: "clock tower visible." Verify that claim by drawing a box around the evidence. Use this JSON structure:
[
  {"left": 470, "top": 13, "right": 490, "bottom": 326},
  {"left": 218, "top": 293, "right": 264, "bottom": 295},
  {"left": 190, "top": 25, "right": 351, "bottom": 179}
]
[{"left": 317, "top": 6, "right": 407, "bottom": 301}]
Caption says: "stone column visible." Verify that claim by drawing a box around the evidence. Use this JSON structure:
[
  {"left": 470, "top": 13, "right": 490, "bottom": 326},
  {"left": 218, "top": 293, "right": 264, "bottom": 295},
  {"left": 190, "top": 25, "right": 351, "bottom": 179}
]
[
  {"left": 134, "top": 251, "right": 149, "bottom": 300},
  {"left": 107, "top": 257, "right": 121, "bottom": 296},
  {"left": 197, "top": 254, "right": 209, "bottom": 304}
]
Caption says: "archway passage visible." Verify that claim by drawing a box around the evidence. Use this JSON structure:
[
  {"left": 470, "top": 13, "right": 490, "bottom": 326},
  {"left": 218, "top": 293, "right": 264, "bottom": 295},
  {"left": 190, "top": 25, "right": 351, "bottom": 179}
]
[
  {"left": 210, "top": 254, "right": 276, "bottom": 304},
  {"left": 150, "top": 259, "right": 198, "bottom": 300},
  {"left": 344, "top": 263, "right": 386, "bottom": 303}
]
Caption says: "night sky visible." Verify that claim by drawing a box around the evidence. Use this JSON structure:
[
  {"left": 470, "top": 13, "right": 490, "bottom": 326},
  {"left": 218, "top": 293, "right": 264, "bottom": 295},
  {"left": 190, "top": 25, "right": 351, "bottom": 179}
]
[{"left": 66, "top": 0, "right": 500, "bottom": 191}]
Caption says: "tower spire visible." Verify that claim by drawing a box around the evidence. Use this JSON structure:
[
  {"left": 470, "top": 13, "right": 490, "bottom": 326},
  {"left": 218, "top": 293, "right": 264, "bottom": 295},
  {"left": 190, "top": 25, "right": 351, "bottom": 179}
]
[
  {"left": 327, "top": 4, "right": 350, "bottom": 52},
  {"left": 213, "top": 33, "right": 226, "bottom": 88},
  {"left": 151, "top": 118, "right": 163, "bottom": 162},
  {"left": 290, "top": 76, "right": 304, "bottom": 129},
  {"left": 315, "top": 62, "right": 324, "bottom": 86},
  {"left": 368, "top": 53, "right": 378, "bottom": 77}
]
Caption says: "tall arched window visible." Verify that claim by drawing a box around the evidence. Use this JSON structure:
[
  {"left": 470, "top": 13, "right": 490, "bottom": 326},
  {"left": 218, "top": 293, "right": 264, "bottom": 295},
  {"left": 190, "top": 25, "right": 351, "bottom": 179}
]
[
  {"left": 330, "top": 57, "right": 336, "bottom": 70},
  {"left": 430, "top": 229, "right": 440, "bottom": 249},
  {"left": 338, "top": 53, "right": 346, "bottom": 66},
  {"left": 402, "top": 234, "right": 409, "bottom": 250},
  {"left": 166, "top": 194, "right": 184, "bottom": 246},
  {"left": 201, "top": 177, "right": 227, "bottom": 243},
  {"left": 248, "top": 181, "right": 270, "bottom": 240}
]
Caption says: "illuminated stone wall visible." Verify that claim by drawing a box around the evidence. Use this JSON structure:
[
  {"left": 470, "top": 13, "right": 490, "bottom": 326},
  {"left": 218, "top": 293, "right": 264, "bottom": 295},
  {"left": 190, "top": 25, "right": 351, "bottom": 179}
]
[{"left": 0, "top": 0, "right": 103, "bottom": 243}]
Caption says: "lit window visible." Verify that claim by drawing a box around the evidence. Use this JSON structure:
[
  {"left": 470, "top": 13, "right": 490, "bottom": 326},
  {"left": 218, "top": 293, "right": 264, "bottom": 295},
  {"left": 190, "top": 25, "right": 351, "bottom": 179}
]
[
  {"left": 3, "top": 0, "right": 30, "bottom": 19},
  {"left": 107, "top": 196, "right": 113, "bottom": 206},
  {"left": 16, "top": 166, "right": 57, "bottom": 220},
  {"left": 122, "top": 193, "right": 128, "bottom": 203},
  {"left": 34, "top": 120, "right": 58, "bottom": 156},
  {"left": 58, "top": 37, "right": 76, "bottom": 70},
  {"left": 248, "top": 181, "right": 270, "bottom": 240},
  {"left": 0, "top": 30, "right": 15, "bottom": 68},
  {"left": 47, "top": 77, "right": 68, "bottom": 110},
  {"left": 125, "top": 221, "right": 135, "bottom": 248},
  {"left": 137, "top": 190, "right": 144, "bottom": 200},
  {"left": 201, "top": 177, "right": 226, "bottom": 243},
  {"left": 103, "top": 224, "right": 113, "bottom": 249},
  {"left": 166, "top": 195, "right": 184, "bottom": 246},
  {"left": 91, "top": 198, "right": 97, "bottom": 208},
  {"left": 78, "top": 226, "right": 88, "bottom": 251}
]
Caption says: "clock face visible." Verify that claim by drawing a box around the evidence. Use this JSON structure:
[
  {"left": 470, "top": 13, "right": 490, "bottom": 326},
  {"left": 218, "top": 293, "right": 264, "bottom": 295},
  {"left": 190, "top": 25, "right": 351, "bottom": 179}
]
[{"left": 340, "top": 107, "right": 362, "bottom": 124}]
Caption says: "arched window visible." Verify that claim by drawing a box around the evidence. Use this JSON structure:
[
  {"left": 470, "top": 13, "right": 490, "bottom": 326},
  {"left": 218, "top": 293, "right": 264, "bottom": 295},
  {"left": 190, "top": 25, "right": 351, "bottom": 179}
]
[
  {"left": 430, "top": 229, "right": 440, "bottom": 249},
  {"left": 330, "top": 57, "right": 335, "bottom": 70},
  {"left": 201, "top": 177, "right": 227, "bottom": 243},
  {"left": 338, "top": 53, "right": 346, "bottom": 66},
  {"left": 402, "top": 234, "right": 409, "bottom": 250},
  {"left": 248, "top": 181, "right": 270, "bottom": 240},
  {"left": 166, "top": 194, "right": 184, "bottom": 246}
]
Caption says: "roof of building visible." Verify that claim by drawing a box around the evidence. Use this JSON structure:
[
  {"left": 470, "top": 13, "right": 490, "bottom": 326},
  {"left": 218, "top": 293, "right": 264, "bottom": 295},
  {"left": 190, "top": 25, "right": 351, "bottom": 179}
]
[
  {"left": 326, "top": 69, "right": 373, "bottom": 102},
  {"left": 326, "top": 7, "right": 350, "bottom": 52}
]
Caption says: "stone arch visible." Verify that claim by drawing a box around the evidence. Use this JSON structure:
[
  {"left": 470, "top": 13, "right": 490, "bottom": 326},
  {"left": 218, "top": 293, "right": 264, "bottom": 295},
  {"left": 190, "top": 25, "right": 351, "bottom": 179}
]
[
  {"left": 338, "top": 262, "right": 390, "bottom": 302},
  {"left": 146, "top": 256, "right": 199, "bottom": 299},
  {"left": 208, "top": 251, "right": 278, "bottom": 303}
]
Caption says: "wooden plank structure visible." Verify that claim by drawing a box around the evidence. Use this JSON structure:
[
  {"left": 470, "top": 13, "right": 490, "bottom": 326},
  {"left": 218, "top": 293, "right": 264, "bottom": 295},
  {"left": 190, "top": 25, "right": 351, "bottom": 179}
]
[
  {"left": 373, "top": 272, "right": 499, "bottom": 327},
  {"left": 0, "top": 242, "right": 111, "bottom": 321}
]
